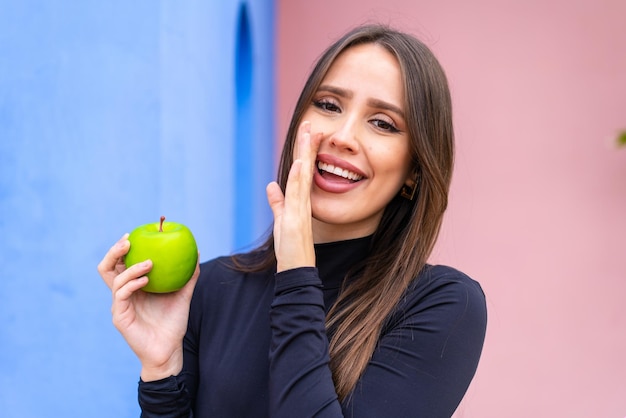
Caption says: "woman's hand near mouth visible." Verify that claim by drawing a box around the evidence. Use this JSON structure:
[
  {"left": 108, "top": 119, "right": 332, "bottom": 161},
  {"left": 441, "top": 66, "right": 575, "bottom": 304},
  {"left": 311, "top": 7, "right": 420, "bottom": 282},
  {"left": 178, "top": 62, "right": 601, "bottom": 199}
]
[{"left": 266, "top": 121, "right": 322, "bottom": 273}]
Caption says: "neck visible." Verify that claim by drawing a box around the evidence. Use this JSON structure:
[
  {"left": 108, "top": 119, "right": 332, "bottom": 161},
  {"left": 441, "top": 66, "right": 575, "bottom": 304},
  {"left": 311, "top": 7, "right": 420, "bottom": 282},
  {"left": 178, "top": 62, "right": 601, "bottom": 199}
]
[{"left": 312, "top": 217, "right": 378, "bottom": 244}]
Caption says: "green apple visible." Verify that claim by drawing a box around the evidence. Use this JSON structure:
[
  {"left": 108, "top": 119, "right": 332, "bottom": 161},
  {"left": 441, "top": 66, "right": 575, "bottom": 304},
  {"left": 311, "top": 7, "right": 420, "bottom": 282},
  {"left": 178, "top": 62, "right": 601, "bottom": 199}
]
[{"left": 125, "top": 216, "right": 198, "bottom": 293}]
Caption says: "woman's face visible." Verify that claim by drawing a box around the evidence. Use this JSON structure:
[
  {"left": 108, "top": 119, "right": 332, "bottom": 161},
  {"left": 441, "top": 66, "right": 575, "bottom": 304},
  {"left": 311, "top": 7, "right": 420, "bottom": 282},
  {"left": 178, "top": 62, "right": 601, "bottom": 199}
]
[{"left": 301, "top": 43, "right": 413, "bottom": 243}]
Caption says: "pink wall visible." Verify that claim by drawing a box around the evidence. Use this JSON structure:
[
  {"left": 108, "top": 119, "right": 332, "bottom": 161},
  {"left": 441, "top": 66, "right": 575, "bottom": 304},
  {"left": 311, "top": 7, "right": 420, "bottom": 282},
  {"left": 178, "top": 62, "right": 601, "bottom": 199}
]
[{"left": 276, "top": 1, "right": 626, "bottom": 416}]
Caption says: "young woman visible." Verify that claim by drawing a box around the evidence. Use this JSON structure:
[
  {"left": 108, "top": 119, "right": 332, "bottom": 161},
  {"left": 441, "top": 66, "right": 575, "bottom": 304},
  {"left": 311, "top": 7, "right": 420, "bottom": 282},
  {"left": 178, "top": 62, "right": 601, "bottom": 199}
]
[{"left": 98, "top": 24, "right": 487, "bottom": 417}]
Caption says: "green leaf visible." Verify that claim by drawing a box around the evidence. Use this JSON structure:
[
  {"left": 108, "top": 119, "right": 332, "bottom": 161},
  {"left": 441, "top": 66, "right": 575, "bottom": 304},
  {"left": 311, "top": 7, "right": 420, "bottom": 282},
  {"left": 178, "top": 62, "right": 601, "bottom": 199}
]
[{"left": 618, "top": 130, "right": 626, "bottom": 147}]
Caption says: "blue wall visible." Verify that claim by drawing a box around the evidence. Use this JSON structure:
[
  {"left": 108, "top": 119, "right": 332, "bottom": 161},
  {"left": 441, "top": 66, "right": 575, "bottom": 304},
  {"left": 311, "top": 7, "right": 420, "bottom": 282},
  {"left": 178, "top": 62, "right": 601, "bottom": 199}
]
[{"left": 0, "top": 1, "right": 274, "bottom": 416}]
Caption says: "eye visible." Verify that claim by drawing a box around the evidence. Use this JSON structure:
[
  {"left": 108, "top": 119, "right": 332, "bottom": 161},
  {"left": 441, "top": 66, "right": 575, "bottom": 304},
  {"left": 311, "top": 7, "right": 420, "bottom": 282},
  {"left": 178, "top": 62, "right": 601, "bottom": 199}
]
[
  {"left": 313, "top": 98, "right": 341, "bottom": 113},
  {"left": 371, "top": 117, "right": 400, "bottom": 133}
]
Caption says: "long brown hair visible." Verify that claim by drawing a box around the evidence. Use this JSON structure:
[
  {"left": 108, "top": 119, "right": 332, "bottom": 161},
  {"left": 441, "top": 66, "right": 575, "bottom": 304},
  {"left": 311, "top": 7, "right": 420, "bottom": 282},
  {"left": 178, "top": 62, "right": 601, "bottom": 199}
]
[{"left": 234, "top": 24, "right": 454, "bottom": 401}]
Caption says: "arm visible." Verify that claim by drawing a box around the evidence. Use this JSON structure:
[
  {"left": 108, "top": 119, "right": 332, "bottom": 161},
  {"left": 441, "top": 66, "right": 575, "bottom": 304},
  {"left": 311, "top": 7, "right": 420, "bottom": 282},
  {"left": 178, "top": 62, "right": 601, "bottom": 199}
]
[
  {"left": 137, "top": 262, "right": 209, "bottom": 417},
  {"left": 138, "top": 374, "right": 194, "bottom": 418},
  {"left": 137, "top": 326, "right": 199, "bottom": 418},
  {"left": 269, "top": 267, "right": 342, "bottom": 417},
  {"left": 97, "top": 234, "right": 199, "bottom": 417},
  {"left": 269, "top": 266, "right": 487, "bottom": 418}
]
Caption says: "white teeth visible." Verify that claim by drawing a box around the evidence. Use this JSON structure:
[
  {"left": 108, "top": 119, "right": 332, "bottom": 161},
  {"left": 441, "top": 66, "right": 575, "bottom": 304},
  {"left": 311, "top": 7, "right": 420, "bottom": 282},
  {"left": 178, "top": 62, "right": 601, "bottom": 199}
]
[{"left": 317, "top": 161, "right": 363, "bottom": 181}]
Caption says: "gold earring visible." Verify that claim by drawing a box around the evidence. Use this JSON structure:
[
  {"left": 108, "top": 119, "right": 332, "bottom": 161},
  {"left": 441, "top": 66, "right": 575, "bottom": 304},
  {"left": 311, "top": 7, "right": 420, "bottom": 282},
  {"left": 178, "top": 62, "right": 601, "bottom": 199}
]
[{"left": 400, "top": 181, "right": 417, "bottom": 201}]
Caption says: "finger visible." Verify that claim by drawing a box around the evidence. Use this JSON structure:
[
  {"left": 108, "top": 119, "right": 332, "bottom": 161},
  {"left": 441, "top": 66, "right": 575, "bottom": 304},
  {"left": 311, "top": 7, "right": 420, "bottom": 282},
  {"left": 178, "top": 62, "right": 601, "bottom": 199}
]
[
  {"left": 111, "top": 260, "right": 151, "bottom": 321},
  {"left": 113, "top": 274, "right": 149, "bottom": 308},
  {"left": 266, "top": 181, "right": 284, "bottom": 253},
  {"left": 293, "top": 121, "right": 310, "bottom": 161},
  {"left": 114, "top": 257, "right": 127, "bottom": 275},
  {"left": 292, "top": 121, "right": 306, "bottom": 163},
  {"left": 282, "top": 159, "right": 305, "bottom": 210},
  {"left": 298, "top": 122, "right": 312, "bottom": 172},
  {"left": 295, "top": 122, "right": 322, "bottom": 170},
  {"left": 112, "top": 259, "right": 153, "bottom": 294},
  {"left": 111, "top": 271, "right": 149, "bottom": 335},
  {"left": 300, "top": 133, "right": 323, "bottom": 193},
  {"left": 97, "top": 233, "right": 130, "bottom": 288},
  {"left": 284, "top": 129, "right": 311, "bottom": 220},
  {"left": 309, "top": 131, "right": 323, "bottom": 162},
  {"left": 293, "top": 123, "right": 323, "bottom": 199},
  {"left": 266, "top": 181, "right": 286, "bottom": 218}
]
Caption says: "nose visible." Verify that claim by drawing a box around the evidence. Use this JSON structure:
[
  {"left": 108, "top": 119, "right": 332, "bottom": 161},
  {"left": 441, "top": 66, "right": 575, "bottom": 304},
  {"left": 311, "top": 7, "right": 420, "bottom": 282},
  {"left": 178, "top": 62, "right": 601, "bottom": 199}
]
[{"left": 328, "top": 115, "right": 360, "bottom": 153}]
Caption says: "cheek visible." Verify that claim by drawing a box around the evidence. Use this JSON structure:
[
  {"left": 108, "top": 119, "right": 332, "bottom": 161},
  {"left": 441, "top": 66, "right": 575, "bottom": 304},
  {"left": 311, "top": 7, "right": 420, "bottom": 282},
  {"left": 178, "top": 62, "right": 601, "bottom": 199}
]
[
  {"left": 303, "top": 114, "right": 328, "bottom": 136},
  {"left": 297, "top": 112, "right": 325, "bottom": 147},
  {"left": 374, "top": 143, "right": 412, "bottom": 176}
]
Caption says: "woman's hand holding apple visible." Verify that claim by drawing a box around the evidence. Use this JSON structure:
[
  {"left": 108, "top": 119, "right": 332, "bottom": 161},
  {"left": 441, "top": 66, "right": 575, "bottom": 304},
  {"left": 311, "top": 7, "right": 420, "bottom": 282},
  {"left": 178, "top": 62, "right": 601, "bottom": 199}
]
[{"left": 97, "top": 234, "right": 200, "bottom": 381}]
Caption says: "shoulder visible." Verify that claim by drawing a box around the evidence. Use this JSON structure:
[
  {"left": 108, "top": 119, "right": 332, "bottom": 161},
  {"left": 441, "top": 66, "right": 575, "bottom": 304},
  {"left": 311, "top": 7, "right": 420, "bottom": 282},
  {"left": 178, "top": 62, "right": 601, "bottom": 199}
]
[
  {"left": 370, "top": 265, "right": 487, "bottom": 414},
  {"left": 392, "top": 264, "right": 487, "bottom": 332},
  {"left": 413, "top": 264, "right": 485, "bottom": 301},
  {"left": 193, "top": 254, "right": 274, "bottom": 305},
  {"left": 195, "top": 255, "right": 265, "bottom": 292},
  {"left": 198, "top": 255, "right": 238, "bottom": 280},
  {"left": 198, "top": 249, "right": 272, "bottom": 274},
  {"left": 190, "top": 256, "right": 238, "bottom": 310}
]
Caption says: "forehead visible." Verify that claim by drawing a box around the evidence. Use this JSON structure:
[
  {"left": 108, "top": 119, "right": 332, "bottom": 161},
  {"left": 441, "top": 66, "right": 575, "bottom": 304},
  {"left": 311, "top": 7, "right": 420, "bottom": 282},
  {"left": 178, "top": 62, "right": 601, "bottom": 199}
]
[{"left": 320, "top": 43, "right": 405, "bottom": 106}]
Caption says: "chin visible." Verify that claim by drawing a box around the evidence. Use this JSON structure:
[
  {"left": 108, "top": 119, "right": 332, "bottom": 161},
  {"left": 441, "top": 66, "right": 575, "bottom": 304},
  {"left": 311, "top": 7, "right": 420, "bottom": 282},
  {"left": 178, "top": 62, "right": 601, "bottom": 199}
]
[{"left": 312, "top": 205, "right": 381, "bottom": 237}]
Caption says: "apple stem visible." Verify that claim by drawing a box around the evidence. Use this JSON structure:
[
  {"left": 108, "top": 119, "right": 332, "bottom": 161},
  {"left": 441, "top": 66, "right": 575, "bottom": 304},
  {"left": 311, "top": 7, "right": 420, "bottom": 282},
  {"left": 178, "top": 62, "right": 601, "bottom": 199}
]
[{"left": 159, "top": 216, "right": 165, "bottom": 232}]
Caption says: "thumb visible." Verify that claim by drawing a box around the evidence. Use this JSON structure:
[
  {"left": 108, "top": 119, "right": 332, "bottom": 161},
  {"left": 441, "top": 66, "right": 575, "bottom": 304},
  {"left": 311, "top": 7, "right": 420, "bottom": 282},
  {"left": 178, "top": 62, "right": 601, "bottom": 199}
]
[
  {"left": 266, "top": 181, "right": 285, "bottom": 219},
  {"left": 180, "top": 254, "right": 201, "bottom": 300}
]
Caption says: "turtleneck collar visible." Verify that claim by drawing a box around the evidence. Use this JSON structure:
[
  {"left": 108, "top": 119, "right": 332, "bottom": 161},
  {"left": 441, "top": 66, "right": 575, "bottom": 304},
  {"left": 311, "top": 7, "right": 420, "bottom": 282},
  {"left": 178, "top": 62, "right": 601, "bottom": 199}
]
[{"left": 314, "top": 235, "right": 373, "bottom": 290}]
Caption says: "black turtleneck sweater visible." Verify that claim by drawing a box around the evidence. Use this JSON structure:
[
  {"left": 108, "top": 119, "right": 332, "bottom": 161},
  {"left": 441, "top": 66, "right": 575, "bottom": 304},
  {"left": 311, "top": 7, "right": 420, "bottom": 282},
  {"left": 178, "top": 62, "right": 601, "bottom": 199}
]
[{"left": 138, "top": 237, "right": 487, "bottom": 417}]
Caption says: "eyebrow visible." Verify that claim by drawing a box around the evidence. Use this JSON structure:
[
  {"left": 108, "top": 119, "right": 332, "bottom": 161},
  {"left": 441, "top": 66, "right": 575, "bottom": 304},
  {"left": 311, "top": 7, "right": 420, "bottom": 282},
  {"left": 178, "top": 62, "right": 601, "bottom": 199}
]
[{"left": 317, "top": 84, "right": 405, "bottom": 119}]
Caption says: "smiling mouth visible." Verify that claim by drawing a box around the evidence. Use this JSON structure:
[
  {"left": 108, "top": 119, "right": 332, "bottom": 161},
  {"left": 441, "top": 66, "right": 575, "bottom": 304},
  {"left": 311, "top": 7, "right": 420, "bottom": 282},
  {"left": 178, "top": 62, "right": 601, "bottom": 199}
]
[{"left": 317, "top": 161, "right": 363, "bottom": 182}]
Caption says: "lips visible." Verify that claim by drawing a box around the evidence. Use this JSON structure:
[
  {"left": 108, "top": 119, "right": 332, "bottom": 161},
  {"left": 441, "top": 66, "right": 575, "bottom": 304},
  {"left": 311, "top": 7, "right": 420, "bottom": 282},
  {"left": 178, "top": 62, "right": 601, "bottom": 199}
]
[{"left": 313, "top": 154, "right": 366, "bottom": 193}]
